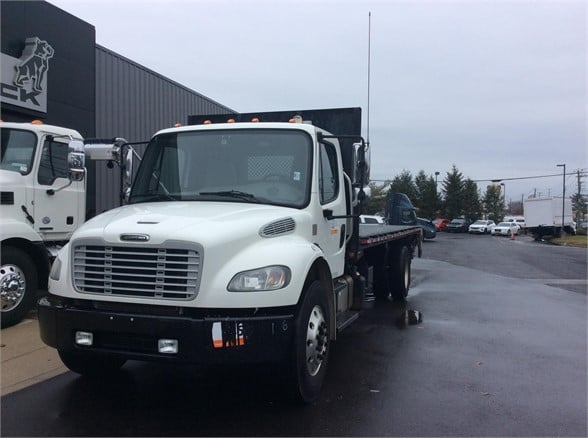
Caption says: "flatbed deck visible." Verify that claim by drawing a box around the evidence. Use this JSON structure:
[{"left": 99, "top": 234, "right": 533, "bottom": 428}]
[{"left": 358, "top": 224, "right": 422, "bottom": 249}]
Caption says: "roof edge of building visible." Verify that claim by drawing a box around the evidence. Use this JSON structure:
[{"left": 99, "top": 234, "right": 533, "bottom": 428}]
[{"left": 95, "top": 44, "right": 235, "bottom": 114}]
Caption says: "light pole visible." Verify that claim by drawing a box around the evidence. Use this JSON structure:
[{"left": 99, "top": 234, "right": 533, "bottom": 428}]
[
  {"left": 500, "top": 183, "right": 506, "bottom": 213},
  {"left": 556, "top": 163, "right": 566, "bottom": 232}
]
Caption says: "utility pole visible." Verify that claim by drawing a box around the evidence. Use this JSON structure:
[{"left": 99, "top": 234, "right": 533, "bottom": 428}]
[
  {"left": 577, "top": 170, "right": 583, "bottom": 225},
  {"left": 557, "top": 163, "right": 566, "bottom": 233}
]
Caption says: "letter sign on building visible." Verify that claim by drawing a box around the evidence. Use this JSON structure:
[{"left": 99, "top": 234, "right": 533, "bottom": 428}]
[{"left": 1, "top": 37, "right": 54, "bottom": 113}]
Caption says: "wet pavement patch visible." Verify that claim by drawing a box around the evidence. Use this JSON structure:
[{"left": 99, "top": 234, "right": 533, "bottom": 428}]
[{"left": 396, "top": 310, "right": 423, "bottom": 328}]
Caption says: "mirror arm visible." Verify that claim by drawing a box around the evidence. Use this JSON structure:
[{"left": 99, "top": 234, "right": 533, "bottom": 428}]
[
  {"left": 46, "top": 179, "right": 74, "bottom": 195},
  {"left": 323, "top": 209, "right": 357, "bottom": 220}
]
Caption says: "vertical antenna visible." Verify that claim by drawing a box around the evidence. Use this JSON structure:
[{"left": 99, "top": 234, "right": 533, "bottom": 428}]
[{"left": 367, "top": 11, "right": 371, "bottom": 148}]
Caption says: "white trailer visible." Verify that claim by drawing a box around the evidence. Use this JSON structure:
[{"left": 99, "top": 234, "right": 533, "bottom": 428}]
[{"left": 523, "top": 196, "right": 576, "bottom": 240}]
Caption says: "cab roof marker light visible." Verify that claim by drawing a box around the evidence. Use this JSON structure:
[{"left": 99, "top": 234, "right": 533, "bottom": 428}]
[
  {"left": 31, "top": 120, "right": 43, "bottom": 124},
  {"left": 227, "top": 118, "right": 235, "bottom": 123},
  {"left": 173, "top": 123, "right": 182, "bottom": 127},
  {"left": 203, "top": 120, "right": 212, "bottom": 124},
  {"left": 251, "top": 117, "right": 260, "bottom": 123}
]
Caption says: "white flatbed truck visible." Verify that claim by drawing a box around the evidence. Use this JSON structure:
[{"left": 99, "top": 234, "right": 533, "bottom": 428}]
[{"left": 38, "top": 108, "right": 422, "bottom": 402}]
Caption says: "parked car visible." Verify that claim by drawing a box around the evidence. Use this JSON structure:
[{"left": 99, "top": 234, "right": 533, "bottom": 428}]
[
  {"left": 417, "top": 217, "right": 437, "bottom": 239},
  {"left": 468, "top": 220, "right": 496, "bottom": 234},
  {"left": 433, "top": 218, "right": 450, "bottom": 231},
  {"left": 446, "top": 218, "right": 469, "bottom": 233},
  {"left": 505, "top": 216, "right": 526, "bottom": 231},
  {"left": 359, "top": 214, "right": 385, "bottom": 224},
  {"left": 492, "top": 221, "right": 520, "bottom": 236}
]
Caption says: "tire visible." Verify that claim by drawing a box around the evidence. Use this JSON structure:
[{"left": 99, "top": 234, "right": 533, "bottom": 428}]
[
  {"left": 390, "top": 246, "right": 411, "bottom": 301},
  {"left": 1, "top": 247, "right": 38, "bottom": 329},
  {"left": 287, "top": 280, "right": 330, "bottom": 404},
  {"left": 58, "top": 350, "right": 126, "bottom": 377}
]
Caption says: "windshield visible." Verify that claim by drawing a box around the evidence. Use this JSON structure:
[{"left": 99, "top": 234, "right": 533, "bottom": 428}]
[
  {"left": 497, "top": 222, "right": 510, "bottom": 227},
  {"left": 130, "top": 128, "right": 312, "bottom": 208},
  {"left": 1, "top": 128, "right": 37, "bottom": 175},
  {"left": 472, "top": 220, "right": 487, "bottom": 225}
]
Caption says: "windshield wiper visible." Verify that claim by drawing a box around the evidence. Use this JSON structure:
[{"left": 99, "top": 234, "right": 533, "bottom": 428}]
[
  {"left": 199, "top": 190, "right": 262, "bottom": 203},
  {"left": 130, "top": 192, "right": 179, "bottom": 203}
]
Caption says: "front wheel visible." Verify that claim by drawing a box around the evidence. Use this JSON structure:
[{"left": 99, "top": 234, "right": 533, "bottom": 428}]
[
  {"left": 287, "top": 280, "right": 330, "bottom": 404},
  {"left": 1, "top": 247, "right": 38, "bottom": 328},
  {"left": 58, "top": 350, "right": 126, "bottom": 377}
]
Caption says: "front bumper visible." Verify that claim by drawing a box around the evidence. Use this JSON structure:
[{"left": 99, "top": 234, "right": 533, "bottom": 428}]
[{"left": 38, "top": 295, "right": 294, "bottom": 364}]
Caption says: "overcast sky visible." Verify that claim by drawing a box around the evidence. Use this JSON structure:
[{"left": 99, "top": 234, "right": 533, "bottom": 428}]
[{"left": 51, "top": 0, "right": 587, "bottom": 203}]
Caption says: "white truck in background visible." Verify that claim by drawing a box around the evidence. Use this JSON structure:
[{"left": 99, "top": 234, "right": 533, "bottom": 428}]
[
  {"left": 38, "top": 107, "right": 423, "bottom": 403},
  {"left": 0, "top": 121, "right": 133, "bottom": 328},
  {"left": 523, "top": 196, "right": 576, "bottom": 240}
]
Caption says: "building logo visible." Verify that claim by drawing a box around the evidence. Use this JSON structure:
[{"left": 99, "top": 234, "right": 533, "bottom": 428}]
[{"left": 1, "top": 37, "right": 54, "bottom": 113}]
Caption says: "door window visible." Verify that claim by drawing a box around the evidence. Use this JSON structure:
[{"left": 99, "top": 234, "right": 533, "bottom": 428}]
[
  {"left": 38, "top": 138, "right": 68, "bottom": 185},
  {"left": 319, "top": 142, "right": 339, "bottom": 204}
]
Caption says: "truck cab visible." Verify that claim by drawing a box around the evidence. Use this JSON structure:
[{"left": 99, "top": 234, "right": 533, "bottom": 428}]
[{"left": 1, "top": 121, "right": 86, "bottom": 327}]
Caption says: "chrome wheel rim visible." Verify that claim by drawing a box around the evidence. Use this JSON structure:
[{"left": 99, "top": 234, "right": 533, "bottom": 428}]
[
  {"left": 1, "top": 264, "right": 26, "bottom": 312},
  {"left": 305, "top": 305, "right": 328, "bottom": 377}
]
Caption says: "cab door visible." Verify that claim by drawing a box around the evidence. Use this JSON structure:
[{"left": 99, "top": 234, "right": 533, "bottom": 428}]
[
  {"left": 33, "top": 136, "right": 85, "bottom": 241},
  {"left": 316, "top": 139, "right": 347, "bottom": 277}
]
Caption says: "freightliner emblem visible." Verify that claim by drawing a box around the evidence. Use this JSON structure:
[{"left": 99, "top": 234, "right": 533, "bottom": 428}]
[{"left": 120, "top": 234, "right": 150, "bottom": 242}]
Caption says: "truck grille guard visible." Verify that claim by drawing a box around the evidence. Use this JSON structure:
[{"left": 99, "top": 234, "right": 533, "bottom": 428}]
[{"left": 72, "top": 239, "right": 202, "bottom": 300}]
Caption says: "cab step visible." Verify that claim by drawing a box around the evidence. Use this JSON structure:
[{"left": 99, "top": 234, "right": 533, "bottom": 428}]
[{"left": 336, "top": 310, "right": 359, "bottom": 331}]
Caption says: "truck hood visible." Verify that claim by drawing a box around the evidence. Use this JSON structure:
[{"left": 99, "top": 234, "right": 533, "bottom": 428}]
[{"left": 73, "top": 201, "right": 308, "bottom": 246}]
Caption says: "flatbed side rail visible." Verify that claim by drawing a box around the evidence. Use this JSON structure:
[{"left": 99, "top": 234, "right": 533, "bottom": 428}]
[{"left": 358, "top": 226, "right": 422, "bottom": 249}]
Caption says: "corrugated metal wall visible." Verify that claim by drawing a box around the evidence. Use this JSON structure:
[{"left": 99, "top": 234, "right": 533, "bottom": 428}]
[{"left": 93, "top": 44, "right": 234, "bottom": 215}]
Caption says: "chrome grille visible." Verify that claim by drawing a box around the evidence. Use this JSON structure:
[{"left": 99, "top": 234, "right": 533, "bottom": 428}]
[{"left": 73, "top": 245, "right": 200, "bottom": 300}]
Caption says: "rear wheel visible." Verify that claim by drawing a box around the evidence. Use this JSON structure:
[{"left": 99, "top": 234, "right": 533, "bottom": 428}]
[
  {"left": 390, "top": 246, "right": 411, "bottom": 301},
  {"left": 58, "top": 350, "right": 126, "bottom": 377},
  {"left": 1, "top": 247, "right": 38, "bottom": 328},
  {"left": 287, "top": 280, "right": 330, "bottom": 404}
]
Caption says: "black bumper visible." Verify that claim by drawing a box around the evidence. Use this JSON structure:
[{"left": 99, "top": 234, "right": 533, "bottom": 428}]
[{"left": 38, "top": 295, "right": 295, "bottom": 364}]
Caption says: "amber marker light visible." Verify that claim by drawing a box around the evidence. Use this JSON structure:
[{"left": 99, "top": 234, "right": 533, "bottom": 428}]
[
  {"left": 251, "top": 117, "right": 260, "bottom": 123},
  {"left": 227, "top": 118, "right": 236, "bottom": 123},
  {"left": 31, "top": 120, "right": 43, "bottom": 124},
  {"left": 203, "top": 120, "right": 212, "bottom": 124}
]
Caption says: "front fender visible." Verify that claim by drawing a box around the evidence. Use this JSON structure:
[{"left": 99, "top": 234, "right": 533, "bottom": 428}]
[
  {"left": 197, "top": 235, "right": 325, "bottom": 308},
  {"left": 0, "top": 218, "right": 41, "bottom": 243}
]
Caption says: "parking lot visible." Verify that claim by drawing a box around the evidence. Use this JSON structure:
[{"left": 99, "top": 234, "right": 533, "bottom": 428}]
[{"left": 1, "top": 233, "right": 586, "bottom": 436}]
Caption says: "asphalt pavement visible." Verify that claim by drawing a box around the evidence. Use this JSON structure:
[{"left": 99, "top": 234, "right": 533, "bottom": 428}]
[{"left": 1, "top": 235, "right": 586, "bottom": 436}]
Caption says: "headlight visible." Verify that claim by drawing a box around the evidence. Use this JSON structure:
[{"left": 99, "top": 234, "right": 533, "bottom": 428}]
[
  {"left": 228, "top": 266, "right": 291, "bottom": 292},
  {"left": 49, "top": 256, "right": 62, "bottom": 281}
]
